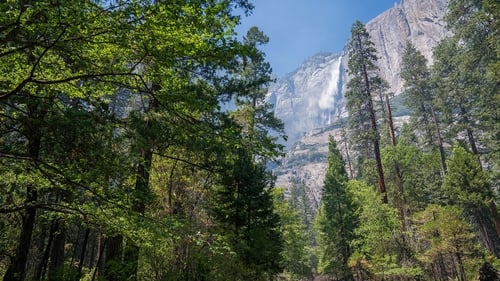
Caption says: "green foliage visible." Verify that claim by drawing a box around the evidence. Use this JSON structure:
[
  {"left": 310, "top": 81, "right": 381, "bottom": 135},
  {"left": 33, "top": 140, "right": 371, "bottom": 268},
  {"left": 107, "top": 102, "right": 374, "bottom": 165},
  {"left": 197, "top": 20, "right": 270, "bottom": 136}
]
[
  {"left": 346, "top": 21, "right": 388, "bottom": 203},
  {"left": 483, "top": 0, "right": 500, "bottom": 83},
  {"left": 0, "top": 0, "right": 290, "bottom": 280},
  {"left": 442, "top": 145, "right": 500, "bottom": 256},
  {"left": 319, "top": 1, "right": 499, "bottom": 280},
  {"left": 315, "top": 137, "right": 357, "bottom": 279},
  {"left": 400, "top": 41, "right": 444, "bottom": 153},
  {"left": 287, "top": 178, "right": 318, "bottom": 264},
  {"left": 273, "top": 188, "right": 315, "bottom": 281},
  {"left": 211, "top": 148, "right": 283, "bottom": 280},
  {"left": 230, "top": 26, "right": 286, "bottom": 161},
  {"left": 382, "top": 140, "right": 444, "bottom": 211},
  {"left": 1, "top": 0, "right": 498, "bottom": 279},
  {"left": 432, "top": 38, "right": 481, "bottom": 154},
  {"left": 433, "top": 0, "right": 498, "bottom": 160},
  {"left": 348, "top": 180, "right": 402, "bottom": 278},
  {"left": 413, "top": 204, "right": 484, "bottom": 281},
  {"left": 443, "top": 145, "right": 493, "bottom": 207},
  {"left": 0, "top": 1, "right": 136, "bottom": 100},
  {"left": 431, "top": 4, "right": 500, "bottom": 258},
  {"left": 345, "top": 21, "right": 382, "bottom": 157}
]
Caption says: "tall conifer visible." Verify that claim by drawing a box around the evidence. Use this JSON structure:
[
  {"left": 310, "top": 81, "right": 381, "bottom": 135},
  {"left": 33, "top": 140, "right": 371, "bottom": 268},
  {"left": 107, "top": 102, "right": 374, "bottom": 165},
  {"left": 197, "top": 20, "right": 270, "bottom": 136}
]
[
  {"left": 316, "top": 137, "right": 357, "bottom": 280},
  {"left": 400, "top": 42, "right": 447, "bottom": 174},
  {"left": 345, "top": 21, "right": 388, "bottom": 203}
]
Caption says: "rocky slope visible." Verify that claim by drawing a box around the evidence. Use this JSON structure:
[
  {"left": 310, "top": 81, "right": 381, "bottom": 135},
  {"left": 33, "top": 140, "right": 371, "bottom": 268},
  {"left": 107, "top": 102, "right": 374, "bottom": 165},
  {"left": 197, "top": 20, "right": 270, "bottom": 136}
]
[
  {"left": 368, "top": 0, "right": 449, "bottom": 95},
  {"left": 267, "top": 52, "right": 345, "bottom": 146},
  {"left": 272, "top": 0, "right": 448, "bottom": 197}
]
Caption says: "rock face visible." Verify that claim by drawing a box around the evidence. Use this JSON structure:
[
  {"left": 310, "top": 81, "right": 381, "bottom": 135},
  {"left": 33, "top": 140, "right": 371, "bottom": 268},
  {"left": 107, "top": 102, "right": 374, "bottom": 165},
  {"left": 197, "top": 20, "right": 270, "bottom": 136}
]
[
  {"left": 272, "top": 0, "right": 448, "bottom": 198},
  {"left": 368, "top": 0, "right": 449, "bottom": 95},
  {"left": 268, "top": 52, "right": 345, "bottom": 146},
  {"left": 274, "top": 123, "right": 343, "bottom": 205}
]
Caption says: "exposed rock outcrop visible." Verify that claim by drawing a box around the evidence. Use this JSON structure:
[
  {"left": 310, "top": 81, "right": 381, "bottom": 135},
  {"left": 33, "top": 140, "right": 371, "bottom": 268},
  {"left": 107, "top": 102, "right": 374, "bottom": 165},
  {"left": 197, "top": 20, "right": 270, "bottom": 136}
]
[
  {"left": 368, "top": 0, "right": 448, "bottom": 95},
  {"left": 271, "top": 0, "right": 448, "bottom": 197},
  {"left": 269, "top": 52, "right": 344, "bottom": 146}
]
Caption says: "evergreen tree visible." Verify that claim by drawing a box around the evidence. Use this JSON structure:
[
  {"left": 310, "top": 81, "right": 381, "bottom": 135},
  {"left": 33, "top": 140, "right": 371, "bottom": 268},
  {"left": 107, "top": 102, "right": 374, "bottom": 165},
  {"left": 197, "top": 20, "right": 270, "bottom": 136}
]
[
  {"left": 348, "top": 180, "right": 402, "bottom": 279},
  {"left": 434, "top": 0, "right": 500, "bottom": 259},
  {"left": 435, "top": 2, "right": 500, "bottom": 214},
  {"left": 316, "top": 137, "right": 357, "bottom": 280},
  {"left": 273, "top": 188, "right": 314, "bottom": 281},
  {"left": 231, "top": 26, "right": 286, "bottom": 161},
  {"left": 382, "top": 129, "right": 444, "bottom": 212},
  {"left": 446, "top": 0, "right": 498, "bottom": 86},
  {"left": 288, "top": 178, "right": 318, "bottom": 245},
  {"left": 443, "top": 145, "right": 500, "bottom": 256},
  {"left": 413, "top": 204, "right": 483, "bottom": 281},
  {"left": 433, "top": 0, "right": 498, "bottom": 162},
  {"left": 213, "top": 148, "right": 283, "bottom": 280},
  {"left": 483, "top": 0, "right": 500, "bottom": 84},
  {"left": 209, "top": 26, "right": 286, "bottom": 279},
  {"left": 345, "top": 20, "right": 388, "bottom": 203},
  {"left": 432, "top": 38, "right": 483, "bottom": 156},
  {"left": 400, "top": 41, "right": 447, "bottom": 174}
]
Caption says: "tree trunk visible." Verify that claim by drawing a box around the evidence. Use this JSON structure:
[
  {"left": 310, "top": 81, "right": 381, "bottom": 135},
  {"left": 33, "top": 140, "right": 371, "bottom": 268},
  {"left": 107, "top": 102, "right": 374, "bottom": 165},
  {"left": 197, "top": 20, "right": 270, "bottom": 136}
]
[
  {"left": 385, "top": 96, "right": 396, "bottom": 147},
  {"left": 87, "top": 230, "right": 97, "bottom": 269},
  {"left": 429, "top": 105, "right": 446, "bottom": 174},
  {"left": 48, "top": 221, "right": 66, "bottom": 281},
  {"left": 488, "top": 200, "right": 500, "bottom": 238},
  {"left": 102, "top": 95, "right": 157, "bottom": 280},
  {"left": 341, "top": 127, "right": 354, "bottom": 179},
  {"left": 77, "top": 228, "right": 91, "bottom": 277},
  {"left": 437, "top": 253, "right": 448, "bottom": 281},
  {"left": 472, "top": 207, "right": 500, "bottom": 257},
  {"left": 459, "top": 105, "right": 479, "bottom": 155},
  {"left": 122, "top": 147, "right": 154, "bottom": 279},
  {"left": 419, "top": 102, "right": 434, "bottom": 145},
  {"left": 3, "top": 185, "right": 38, "bottom": 281},
  {"left": 123, "top": 95, "right": 157, "bottom": 278},
  {"left": 35, "top": 219, "right": 58, "bottom": 280},
  {"left": 103, "top": 235, "right": 124, "bottom": 281},
  {"left": 4, "top": 99, "right": 44, "bottom": 280},
  {"left": 454, "top": 251, "right": 467, "bottom": 281},
  {"left": 385, "top": 96, "right": 407, "bottom": 232},
  {"left": 361, "top": 62, "right": 387, "bottom": 203},
  {"left": 92, "top": 235, "right": 106, "bottom": 281}
]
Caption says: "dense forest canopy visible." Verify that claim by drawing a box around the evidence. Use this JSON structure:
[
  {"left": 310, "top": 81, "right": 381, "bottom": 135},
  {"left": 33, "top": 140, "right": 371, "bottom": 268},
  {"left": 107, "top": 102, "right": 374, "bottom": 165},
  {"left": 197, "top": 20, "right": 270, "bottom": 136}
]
[{"left": 0, "top": 0, "right": 499, "bottom": 281}]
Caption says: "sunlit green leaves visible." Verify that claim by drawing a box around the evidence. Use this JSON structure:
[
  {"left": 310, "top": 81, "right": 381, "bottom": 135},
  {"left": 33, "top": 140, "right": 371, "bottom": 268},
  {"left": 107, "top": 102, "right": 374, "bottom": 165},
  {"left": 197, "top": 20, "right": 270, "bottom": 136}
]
[
  {"left": 443, "top": 145, "right": 493, "bottom": 206},
  {"left": 413, "top": 204, "right": 484, "bottom": 280}
]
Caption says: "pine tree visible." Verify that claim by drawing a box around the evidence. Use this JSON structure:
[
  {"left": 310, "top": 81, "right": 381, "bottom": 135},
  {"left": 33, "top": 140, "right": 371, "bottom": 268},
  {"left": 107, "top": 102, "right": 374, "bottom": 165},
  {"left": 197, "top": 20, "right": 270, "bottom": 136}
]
[
  {"left": 433, "top": 0, "right": 500, "bottom": 259},
  {"left": 413, "top": 204, "right": 482, "bottom": 281},
  {"left": 231, "top": 26, "right": 286, "bottom": 161},
  {"left": 433, "top": 0, "right": 498, "bottom": 162},
  {"left": 400, "top": 42, "right": 447, "bottom": 174},
  {"left": 348, "top": 180, "right": 401, "bottom": 279},
  {"left": 213, "top": 148, "right": 283, "bottom": 280},
  {"left": 443, "top": 145, "right": 500, "bottom": 257},
  {"left": 211, "top": 26, "right": 285, "bottom": 280},
  {"left": 316, "top": 137, "right": 357, "bottom": 280},
  {"left": 381, "top": 130, "right": 444, "bottom": 212},
  {"left": 345, "top": 20, "right": 388, "bottom": 203},
  {"left": 273, "top": 188, "right": 314, "bottom": 281},
  {"left": 432, "top": 38, "right": 482, "bottom": 156}
]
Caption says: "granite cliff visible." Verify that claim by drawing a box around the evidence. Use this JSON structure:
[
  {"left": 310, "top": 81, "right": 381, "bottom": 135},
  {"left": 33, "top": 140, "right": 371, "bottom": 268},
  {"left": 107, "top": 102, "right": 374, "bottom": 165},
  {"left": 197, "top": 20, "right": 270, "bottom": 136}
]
[{"left": 271, "top": 0, "right": 449, "bottom": 197}]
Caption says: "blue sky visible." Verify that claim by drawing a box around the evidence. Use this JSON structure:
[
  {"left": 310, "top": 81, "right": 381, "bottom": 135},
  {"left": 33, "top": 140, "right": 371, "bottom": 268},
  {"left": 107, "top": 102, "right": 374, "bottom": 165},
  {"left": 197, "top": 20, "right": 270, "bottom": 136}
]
[{"left": 236, "top": 0, "right": 398, "bottom": 76}]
